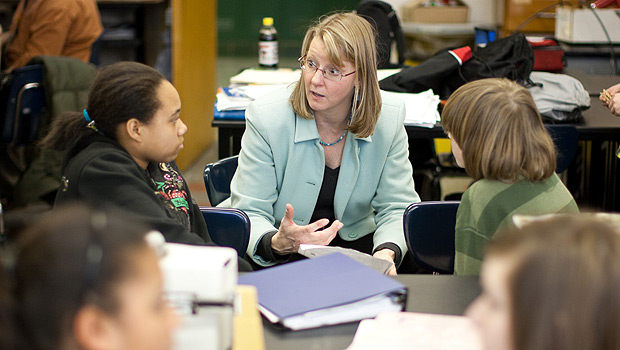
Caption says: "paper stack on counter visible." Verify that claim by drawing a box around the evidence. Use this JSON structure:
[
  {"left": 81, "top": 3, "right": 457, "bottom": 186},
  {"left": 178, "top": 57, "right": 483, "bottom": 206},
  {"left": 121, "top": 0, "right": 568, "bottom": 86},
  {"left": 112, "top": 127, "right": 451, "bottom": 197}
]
[
  {"left": 216, "top": 85, "right": 287, "bottom": 112},
  {"left": 346, "top": 312, "right": 483, "bottom": 350},
  {"left": 386, "top": 89, "right": 441, "bottom": 128},
  {"left": 229, "top": 68, "right": 398, "bottom": 85},
  {"left": 229, "top": 68, "right": 301, "bottom": 85},
  {"left": 238, "top": 253, "right": 407, "bottom": 331}
]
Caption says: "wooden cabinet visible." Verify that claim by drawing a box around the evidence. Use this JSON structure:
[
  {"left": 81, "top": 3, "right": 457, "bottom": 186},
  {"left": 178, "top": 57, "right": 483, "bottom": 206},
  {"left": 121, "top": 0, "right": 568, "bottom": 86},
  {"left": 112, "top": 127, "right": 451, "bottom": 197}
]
[
  {"left": 171, "top": 0, "right": 217, "bottom": 168},
  {"left": 502, "top": 0, "right": 579, "bottom": 35}
]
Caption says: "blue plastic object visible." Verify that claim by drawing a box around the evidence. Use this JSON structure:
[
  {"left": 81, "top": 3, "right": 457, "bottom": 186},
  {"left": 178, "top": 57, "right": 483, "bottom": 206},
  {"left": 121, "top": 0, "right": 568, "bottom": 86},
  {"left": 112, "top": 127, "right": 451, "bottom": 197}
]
[{"left": 474, "top": 26, "right": 497, "bottom": 46}]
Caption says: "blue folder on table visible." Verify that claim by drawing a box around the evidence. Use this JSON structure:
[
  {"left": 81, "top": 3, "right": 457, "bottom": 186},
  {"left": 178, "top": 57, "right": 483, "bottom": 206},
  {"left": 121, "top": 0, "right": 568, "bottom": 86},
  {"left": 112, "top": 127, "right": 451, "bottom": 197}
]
[
  {"left": 213, "top": 106, "right": 246, "bottom": 120},
  {"left": 238, "top": 253, "right": 407, "bottom": 330}
]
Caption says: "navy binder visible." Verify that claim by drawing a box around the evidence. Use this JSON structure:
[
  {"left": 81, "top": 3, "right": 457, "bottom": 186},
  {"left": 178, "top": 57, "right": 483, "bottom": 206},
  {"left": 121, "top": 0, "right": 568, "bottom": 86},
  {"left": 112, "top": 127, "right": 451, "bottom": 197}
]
[{"left": 238, "top": 253, "right": 407, "bottom": 330}]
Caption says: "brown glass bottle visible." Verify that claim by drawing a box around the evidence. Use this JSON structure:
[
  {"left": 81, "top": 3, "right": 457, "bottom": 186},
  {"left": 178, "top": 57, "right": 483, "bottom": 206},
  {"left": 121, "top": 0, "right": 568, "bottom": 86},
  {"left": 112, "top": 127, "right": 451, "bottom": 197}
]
[{"left": 258, "top": 17, "right": 278, "bottom": 68}]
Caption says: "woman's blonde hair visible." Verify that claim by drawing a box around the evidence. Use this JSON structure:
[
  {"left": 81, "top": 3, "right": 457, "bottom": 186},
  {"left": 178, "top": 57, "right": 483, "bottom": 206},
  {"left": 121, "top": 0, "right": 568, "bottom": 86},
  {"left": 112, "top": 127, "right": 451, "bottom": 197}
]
[
  {"left": 441, "top": 78, "right": 555, "bottom": 182},
  {"left": 289, "top": 12, "right": 381, "bottom": 138},
  {"left": 487, "top": 215, "right": 620, "bottom": 350}
]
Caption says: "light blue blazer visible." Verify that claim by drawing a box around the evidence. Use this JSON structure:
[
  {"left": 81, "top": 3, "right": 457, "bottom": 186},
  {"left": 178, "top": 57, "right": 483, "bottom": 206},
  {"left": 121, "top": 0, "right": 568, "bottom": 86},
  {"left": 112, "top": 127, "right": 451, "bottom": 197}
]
[{"left": 229, "top": 86, "right": 420, "bottom": 266}]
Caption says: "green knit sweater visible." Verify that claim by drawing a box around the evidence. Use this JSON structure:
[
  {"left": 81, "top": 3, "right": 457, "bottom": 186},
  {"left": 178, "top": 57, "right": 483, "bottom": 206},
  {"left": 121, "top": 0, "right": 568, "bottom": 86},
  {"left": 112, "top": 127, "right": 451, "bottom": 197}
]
[{"left": 454, "top": 173, "right": 579, "bottom": 275}]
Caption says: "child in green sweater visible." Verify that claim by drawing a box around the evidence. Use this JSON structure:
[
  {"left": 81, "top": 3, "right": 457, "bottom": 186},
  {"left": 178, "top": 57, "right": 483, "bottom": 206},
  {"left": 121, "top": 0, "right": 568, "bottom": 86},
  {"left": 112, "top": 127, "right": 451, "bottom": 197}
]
[{"left": 441, "top": 78, "right": 578, "bottom": 275}]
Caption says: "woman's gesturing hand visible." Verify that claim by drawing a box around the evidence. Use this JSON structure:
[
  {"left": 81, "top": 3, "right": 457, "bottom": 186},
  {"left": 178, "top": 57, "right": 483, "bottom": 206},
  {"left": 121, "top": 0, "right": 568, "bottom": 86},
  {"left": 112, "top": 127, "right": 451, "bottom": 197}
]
[{"left": 271, "top": 203, "right": 343, "bottom": 255}]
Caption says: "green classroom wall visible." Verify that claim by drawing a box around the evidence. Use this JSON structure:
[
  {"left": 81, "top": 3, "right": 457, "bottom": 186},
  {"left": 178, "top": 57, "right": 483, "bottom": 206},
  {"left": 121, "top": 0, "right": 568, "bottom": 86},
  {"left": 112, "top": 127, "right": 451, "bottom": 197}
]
[{"left": 218, "top": 0, "right": 359, "bottom": 57}]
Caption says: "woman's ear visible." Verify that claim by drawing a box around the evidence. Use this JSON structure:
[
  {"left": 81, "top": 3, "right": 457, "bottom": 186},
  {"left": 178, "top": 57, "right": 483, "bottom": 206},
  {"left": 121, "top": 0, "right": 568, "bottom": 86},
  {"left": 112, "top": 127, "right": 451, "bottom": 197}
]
[
  {"left": 125, "top": 118, "right": 143, "bottom": 143},
  {"left": 73, "top": 305, "right": 120, "bottom": 350}
]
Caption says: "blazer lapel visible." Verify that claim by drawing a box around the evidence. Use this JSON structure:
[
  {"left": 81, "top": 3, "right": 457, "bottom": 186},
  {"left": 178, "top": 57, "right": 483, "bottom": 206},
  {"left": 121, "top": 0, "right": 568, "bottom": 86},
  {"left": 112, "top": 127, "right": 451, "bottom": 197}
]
[{"left": 294, "top": 115, "right": 319, "bottom": 143}]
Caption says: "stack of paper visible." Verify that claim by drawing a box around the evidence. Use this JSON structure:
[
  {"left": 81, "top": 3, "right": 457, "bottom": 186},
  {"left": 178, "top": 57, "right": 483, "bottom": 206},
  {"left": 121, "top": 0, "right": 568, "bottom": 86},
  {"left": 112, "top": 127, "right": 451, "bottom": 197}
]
[
  {"left": 238, "top": 253, "right": 407, "bottom": 331},
  {"left": 377, "top": 69, "right": 402, "bottom": 81},
  {"left": 229, "top": 68, "right": 399, "bottom": 85},
  {"left": 297, "top": 244, "right": 394, "bottom": 274},
  {"left": 215, "top": 87, "right": 253, "bottom": 112},
  {"left": 216, "top": 68, "right": 439, "bottom": 128},
  {"left": 386, "top": 89, "right": 441, "bottom": 128},
  {"left": 229, "top": 68, "right": 301, "bottom": 85},
  {"left": 216, "top": 85, "right": 287, "bottom": 112},
  {"left": 346, "top": 312, "right": 483, "bottom": 350}
]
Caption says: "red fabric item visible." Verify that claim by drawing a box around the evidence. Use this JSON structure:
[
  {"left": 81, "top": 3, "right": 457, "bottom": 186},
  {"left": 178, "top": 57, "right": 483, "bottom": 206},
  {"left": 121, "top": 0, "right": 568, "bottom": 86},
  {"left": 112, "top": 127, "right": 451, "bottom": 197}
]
[
  {"left": 448, "top": 46, "right": 472, "bottom": 65},
  {"left": 529, "top": 38, "right": 558, "bottom": 47},
  {"left": 528, "top": 38, "right": 565, "bottom": 73},
  {"left": 591, "top": 0, "right": 620, "bottom": 8}
]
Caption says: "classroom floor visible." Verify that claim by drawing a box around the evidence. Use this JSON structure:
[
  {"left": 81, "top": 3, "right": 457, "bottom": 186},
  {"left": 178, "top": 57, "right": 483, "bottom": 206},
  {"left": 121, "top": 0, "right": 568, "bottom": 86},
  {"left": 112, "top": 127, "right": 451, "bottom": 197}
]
[{"left": 183, "top": 56, "right": 471, "bottom": 207}]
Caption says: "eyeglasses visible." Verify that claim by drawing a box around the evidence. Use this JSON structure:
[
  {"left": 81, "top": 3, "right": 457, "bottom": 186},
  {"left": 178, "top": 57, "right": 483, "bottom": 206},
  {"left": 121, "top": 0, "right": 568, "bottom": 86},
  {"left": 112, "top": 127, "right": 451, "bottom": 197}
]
[{"left": 298, "top": 56, "right": 355, "bottom": 82}]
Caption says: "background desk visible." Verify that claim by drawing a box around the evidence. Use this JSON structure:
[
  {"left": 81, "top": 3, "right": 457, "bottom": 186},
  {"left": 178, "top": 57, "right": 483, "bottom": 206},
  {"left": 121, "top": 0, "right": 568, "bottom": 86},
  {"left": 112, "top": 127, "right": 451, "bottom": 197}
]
[
  {"left": 563, "top": 71, "right": 620, "bottom": 211},
  {"left": 561, "top": 43, "right": 620, "bottom": 76},
  {"left": 212, "top": 70, "right": 620, "bottom": 211},
  {"left": 262, "top": 275, "right": 480, "bottom": 350},
  {"left": 213, "top": 118, "right": 246, "bottom": 160}
]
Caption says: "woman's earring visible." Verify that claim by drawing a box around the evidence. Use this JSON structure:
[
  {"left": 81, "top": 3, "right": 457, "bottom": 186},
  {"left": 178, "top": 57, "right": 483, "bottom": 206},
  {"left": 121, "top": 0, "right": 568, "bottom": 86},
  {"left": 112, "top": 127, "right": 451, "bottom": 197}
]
[{"left": 350, "top": 89, "right": 361, "bottom": 126}]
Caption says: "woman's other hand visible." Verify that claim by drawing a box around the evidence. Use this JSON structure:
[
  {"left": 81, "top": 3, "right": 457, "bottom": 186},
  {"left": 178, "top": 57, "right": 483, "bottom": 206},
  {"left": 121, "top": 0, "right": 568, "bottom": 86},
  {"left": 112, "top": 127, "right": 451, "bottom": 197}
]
[
  {"left": 373, "top": 249, "right": 397, "bottom": 276},
  {"left": 601, "top": 83, "right": 620, "bottom": 115},
  {"left": 271, "top": 203, "right": 343, "bottom": 255}
]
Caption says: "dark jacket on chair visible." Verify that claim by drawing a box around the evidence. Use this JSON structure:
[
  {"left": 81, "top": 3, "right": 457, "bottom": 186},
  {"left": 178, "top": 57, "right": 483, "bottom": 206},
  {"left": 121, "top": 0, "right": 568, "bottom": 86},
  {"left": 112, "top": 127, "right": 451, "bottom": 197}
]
[{"left": 12, "top": 55, "right": 97, "bottom": 207}]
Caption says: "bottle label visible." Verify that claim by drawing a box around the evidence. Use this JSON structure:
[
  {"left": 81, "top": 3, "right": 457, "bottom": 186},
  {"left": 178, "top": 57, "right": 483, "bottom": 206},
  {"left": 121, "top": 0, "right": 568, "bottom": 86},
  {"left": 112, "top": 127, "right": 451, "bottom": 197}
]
[{"left": 259, "top": 41, "right": 278, "bottom": 66}]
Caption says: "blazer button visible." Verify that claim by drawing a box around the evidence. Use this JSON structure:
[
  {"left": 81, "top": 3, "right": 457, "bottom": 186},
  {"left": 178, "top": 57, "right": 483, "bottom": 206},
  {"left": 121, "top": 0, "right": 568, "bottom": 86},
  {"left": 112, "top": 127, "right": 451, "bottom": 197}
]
[{"left": 348, "top": 233, "right": 357, "bottom": 238}]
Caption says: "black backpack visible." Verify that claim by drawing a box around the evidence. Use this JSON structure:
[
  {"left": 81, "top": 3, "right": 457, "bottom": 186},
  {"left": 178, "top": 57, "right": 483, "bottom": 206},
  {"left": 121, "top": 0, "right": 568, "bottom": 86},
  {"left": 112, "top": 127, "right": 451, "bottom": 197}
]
[
  {"left": 355, "top": 0, "right": 407, "bottom": 69},
  {"left": 448, "top": 33, "right": 535, "bottom": 92},
  {"left": 380, "top": 33, "right": 535, "bottom": 100}
]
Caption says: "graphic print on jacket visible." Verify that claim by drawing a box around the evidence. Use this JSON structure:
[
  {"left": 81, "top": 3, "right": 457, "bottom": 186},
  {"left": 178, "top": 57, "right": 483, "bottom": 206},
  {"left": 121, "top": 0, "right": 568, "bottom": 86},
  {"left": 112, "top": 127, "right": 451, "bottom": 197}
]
[{"left": 150, "top": 162, "right": 191, "bottom": 227}]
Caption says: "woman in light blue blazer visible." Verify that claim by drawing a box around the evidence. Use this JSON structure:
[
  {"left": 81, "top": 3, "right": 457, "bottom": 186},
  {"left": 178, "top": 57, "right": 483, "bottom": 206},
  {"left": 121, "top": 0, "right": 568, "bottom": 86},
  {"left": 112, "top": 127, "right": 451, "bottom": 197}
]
[{"left": 230, "top": 12, "right": 420, "bottom": 274}]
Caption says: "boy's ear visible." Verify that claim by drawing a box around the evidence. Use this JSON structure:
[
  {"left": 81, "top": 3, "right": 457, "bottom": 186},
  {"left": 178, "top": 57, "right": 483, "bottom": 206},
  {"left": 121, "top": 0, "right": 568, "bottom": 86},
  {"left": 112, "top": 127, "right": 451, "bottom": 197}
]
[
  {"left": 73, "top": 305, "right": 120, "bottom": 350},
  {"left": 125, "top": 118, "right": 142, "bottom": 143}
]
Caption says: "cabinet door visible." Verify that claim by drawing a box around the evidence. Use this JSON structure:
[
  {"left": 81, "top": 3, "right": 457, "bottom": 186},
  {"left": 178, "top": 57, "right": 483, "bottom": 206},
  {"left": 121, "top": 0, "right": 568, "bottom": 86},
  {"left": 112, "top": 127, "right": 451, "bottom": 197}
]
[
  {"left": 172, "top": 0, "right": 217, "bottom": 168},
  {"left": 503, "top": 0, "right": 579, "bottom": 34}
]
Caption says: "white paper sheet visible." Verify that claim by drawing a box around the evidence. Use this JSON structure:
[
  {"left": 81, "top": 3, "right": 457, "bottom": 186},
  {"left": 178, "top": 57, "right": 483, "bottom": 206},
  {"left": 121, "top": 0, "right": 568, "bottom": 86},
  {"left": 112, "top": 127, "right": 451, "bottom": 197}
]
[
  {"left": 346, "top": 312, "right": 483, "bottom": 350},
  {"left": 385, "top": 89, "right": 441, "bottom": 128}
]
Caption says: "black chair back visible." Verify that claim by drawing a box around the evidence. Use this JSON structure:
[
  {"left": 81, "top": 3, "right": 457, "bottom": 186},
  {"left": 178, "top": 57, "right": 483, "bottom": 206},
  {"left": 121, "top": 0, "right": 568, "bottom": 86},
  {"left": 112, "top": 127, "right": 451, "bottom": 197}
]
[{"left": 404, "top": 201, "right": 459, "bottom": 274}]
